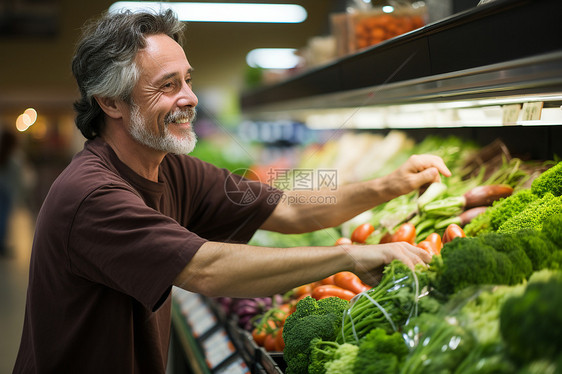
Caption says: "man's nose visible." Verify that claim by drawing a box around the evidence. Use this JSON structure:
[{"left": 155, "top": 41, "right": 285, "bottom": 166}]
[{"left": 177, "top": 81, "right": 198, "bottom": 108}]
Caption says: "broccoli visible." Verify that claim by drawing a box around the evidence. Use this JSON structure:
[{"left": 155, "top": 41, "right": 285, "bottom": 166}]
[
  {"left": 308, "top": 338, "right": 339, "bottom": 374},
  {"left": 542, "top": 213, "right": 562, "bottom": 248},
  {"left": 430, "top": 228, "right": 562, "bottom": 296},
  {"left": 308, "top": 338, "right": 360, "bottom": 374},
  {"left": 430, "top": 237, "right": 513, "bottom": 295},
  {"left": 531, "top": 160, "right": 562, "bottom": 198},
  {"left": 488, "top": 188, "right": 538, "bottom": 231},
  {"left": 283, "top": 296, "right": 348, "bottom": 374},
  {"left": 338, "top": 260, "right": 428, "bottom": 343},
  {"left": 476, "top": 231, "right": 534, "bottom": 284},
  {"left": 463, "top": 206, "right": 494, "bottom": 236},
  {"left": 516, "top": 229, "right": 558, "bottom": 271},
  {"left": 352, "top": 328, "right": 409, "bottom": 374},
  {"left": 324, "top": 343, "right": 359, "bottom": 374},
  {"left": 498, "top": 192, "right": 562, "bottom": 233},
  {"left": 499, "top": 270, "right": 562, "bottom": 365}
]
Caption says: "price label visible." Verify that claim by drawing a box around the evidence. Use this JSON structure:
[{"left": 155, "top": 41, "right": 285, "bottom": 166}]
[
  {"left": 215, "top": 356, "right": 250, "bottom": 374},
  {"left": 501, "top": 104, "right": 521, "bottom": 125},
  {"left": 186, "top": 303, "right": 217, "bottom": 337},
  {"left": 202, "top": 328, "right": 236, "bottom": 369},
  {"left": 521, "top": 102, "right": 543, "bottom": 121}
]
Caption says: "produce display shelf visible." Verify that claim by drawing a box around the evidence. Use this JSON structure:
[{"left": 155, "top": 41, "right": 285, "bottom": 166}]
[
  {"left": 240, "top": 0, "right": 562, "bottom": 115},
  {"left": 170, "top": 288, "right": 284, "bottom": 374}
]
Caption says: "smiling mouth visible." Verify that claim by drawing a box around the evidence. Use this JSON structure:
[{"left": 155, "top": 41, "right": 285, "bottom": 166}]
[
  {"left": 165, "top": 109, "right": 196, "bottom": 127},
  {"left": 170, "top": 117, "right": 191, "bottom": 126}
]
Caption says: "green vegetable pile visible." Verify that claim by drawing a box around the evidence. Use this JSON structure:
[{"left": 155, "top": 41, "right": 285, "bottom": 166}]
[{"left": 277, "top": 155, "right": 562, "bottom": 373}]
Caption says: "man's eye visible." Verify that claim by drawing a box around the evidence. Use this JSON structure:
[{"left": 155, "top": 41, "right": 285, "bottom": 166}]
[{"left": 162, "top": 82, "right": 175, "bottom": 91}]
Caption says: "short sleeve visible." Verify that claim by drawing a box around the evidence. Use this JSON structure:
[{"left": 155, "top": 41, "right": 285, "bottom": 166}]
[
  {"left": 163, "top": 156, "right": 282, "bottom": 243},
  {"left": 68, "top": 185, "right": 207, "bottom": 311}
]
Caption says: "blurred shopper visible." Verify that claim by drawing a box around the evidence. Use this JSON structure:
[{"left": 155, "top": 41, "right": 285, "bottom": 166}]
[
  {"left": 13, "top": 9, "right": 450, "bottom": 373},
  {"left": 0, "top": 129, "right": 21, "bottom": 257}
]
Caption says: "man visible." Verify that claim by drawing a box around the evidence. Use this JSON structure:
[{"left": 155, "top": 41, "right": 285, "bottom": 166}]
[{"left": 13, "top": 9, "right": 450, "bottom": 373}]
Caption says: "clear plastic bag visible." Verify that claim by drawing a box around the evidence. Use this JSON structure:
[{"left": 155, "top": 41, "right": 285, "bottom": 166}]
[{"left": 338, "top": 261, "right": 426, "bottom": 344}]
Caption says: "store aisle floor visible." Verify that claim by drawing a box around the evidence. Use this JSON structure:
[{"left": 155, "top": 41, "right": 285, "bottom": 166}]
[{"left": 0, "top": 207, "right": 34, "bottom": 374}]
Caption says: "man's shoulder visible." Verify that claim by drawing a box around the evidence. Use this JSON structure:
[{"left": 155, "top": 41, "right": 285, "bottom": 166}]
[
  {"left": 63, "top": 141, "right": 126, "bottom": 189},
  {"left": 47, "top": 141, "right": 133, "bottom": 207}
]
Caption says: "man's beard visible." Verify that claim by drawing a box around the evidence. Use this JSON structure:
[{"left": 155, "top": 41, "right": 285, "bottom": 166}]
[{"left": 128, "top": 103, "right": 197, "bottom": 155}]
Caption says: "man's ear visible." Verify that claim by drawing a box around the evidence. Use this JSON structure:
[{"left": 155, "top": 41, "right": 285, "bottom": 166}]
[{"left": 94, "top": 96, "right": 124, "bottom": 119}]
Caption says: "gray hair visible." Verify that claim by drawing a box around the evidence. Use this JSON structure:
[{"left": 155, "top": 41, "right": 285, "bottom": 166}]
[{"left": 71, "top": 9, "right": 185, "bottom": 139}]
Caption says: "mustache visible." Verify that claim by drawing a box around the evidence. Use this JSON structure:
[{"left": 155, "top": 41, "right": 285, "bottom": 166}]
[{"left": 164, "top": 108, "right": 197, "bottom": 125}]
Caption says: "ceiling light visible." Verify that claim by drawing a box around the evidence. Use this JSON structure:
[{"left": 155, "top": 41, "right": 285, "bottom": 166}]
[
  {"left": 109, "top": 2, "right": 307, "bottom": 23},
  {"left": 246, "top": 48, "right": 300, "bottom": 69}
]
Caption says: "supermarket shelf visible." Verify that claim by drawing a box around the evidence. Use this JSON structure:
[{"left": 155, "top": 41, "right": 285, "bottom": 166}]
[
  {"left": 240, "top": 0, "right": 562, "bottom": 119},
  {"left": 170, "top": 288, "right": 284, "bottom": 374}
]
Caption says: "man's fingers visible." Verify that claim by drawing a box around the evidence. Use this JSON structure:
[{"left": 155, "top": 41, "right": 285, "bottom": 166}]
[
  {"left": 383, "top": 242, "right": 432, "bottom": 271},
  {"left": 410, "top": 154, "right": 452, "bottom": 178}
]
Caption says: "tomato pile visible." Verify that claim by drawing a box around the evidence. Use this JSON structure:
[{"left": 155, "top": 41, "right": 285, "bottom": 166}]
[
  {"left": 251, "top": 271, "right": 373, "bottom": 352},
  {"left": 343, "top": 221, "right": 466, "bottom": 257}
]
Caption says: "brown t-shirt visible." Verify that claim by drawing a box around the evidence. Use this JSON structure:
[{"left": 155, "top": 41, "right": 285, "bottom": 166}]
[{"left": 13, "top": 138, "right": 280, "bottom": 373}]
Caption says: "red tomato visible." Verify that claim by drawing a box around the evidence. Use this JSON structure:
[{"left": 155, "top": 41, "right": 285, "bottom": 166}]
[
  {"left": 392, "top": 222, "right": 416, "bottom": 244},
  {"left": 351, "top": 223, "right": 375, "bottom": 243},
  {"left": 416, "top": 240, "right": 434, "bottom": 255},
  {"left": 264, "top": 331, "right": 278, "bottom": 352},
  {"left": 443, "top": 223, "right": 466, "bottom": 244},
  {"left": 379, "top": 232, "right": 393, "bottom": 244},
  {"left": 425, "top": 233, "right": 442, "bottom": 254},
  {"left": 274, "top": 303, "right": 293, "bottom": 325},
  {"left": 335, "top": 237, "right": 353, "bottom": 245},
  {"left": 292, "top": 284, "right": 313, "bottom": 299},
  {"left": 252, "top": 327, "right": 267, "bottom": 347},
  {"left": 311, "top": 285, "right": 356, "bottom": 301},
  {"left": 333, "top": 271, "right": 370, "bottom": 294},
  {"left": 296, "top": 292, "right": 312, "bottom": 302},
  {"left": 252, "top": 319, "right": 276, "bottom": 347},
  {"left": 275, "top": 326, "right": 285, "bottom": 351},
  {"left": 319, "top": 275, "right": 336, "bottom": 285}
]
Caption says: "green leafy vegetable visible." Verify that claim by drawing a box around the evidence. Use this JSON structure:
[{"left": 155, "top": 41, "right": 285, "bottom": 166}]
[
  {"left": 401, "top": 314, "right": 475, "bottom": 373},
  {"left": 352, "top": 328, "right": 409, "bottom": 374},
  {"left": 338, "top": 260, "right": 431, "bottom": 343}
]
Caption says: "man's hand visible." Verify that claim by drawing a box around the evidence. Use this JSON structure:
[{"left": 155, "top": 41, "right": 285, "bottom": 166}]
[
  {"left": 346, "top": 241, "right": 433, "bottom": 286},
  {"left": 381, "top": 154, "right": 452, "bottom": 198}
]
